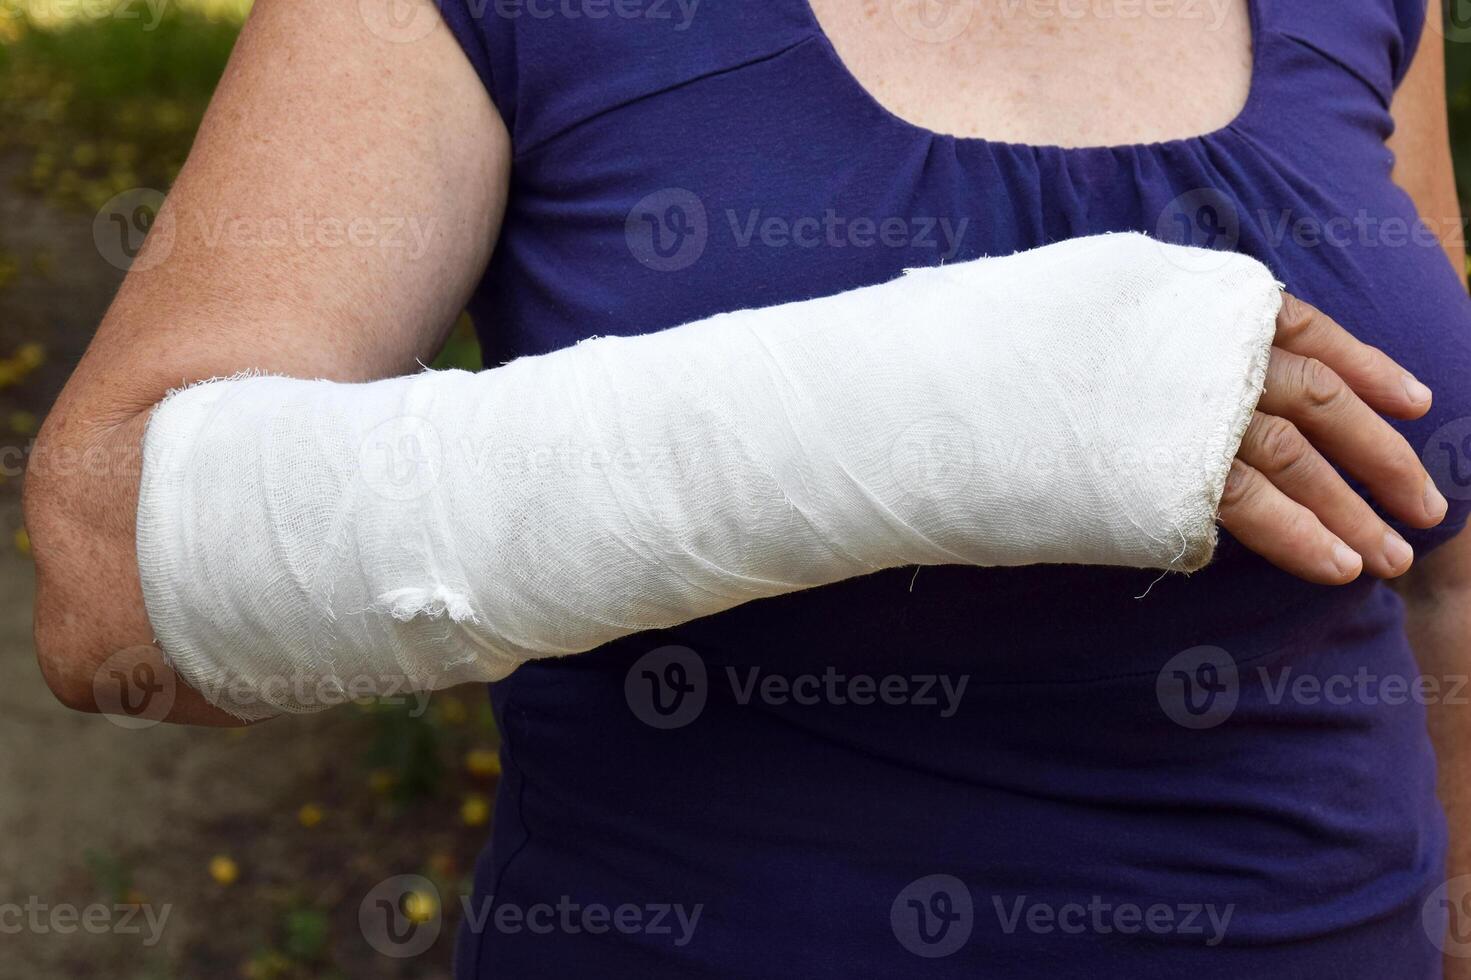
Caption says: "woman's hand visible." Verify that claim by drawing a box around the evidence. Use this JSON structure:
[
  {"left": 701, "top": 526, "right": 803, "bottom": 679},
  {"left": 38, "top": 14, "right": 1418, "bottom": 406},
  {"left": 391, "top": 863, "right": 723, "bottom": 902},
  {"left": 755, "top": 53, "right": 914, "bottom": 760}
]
[{"left": 1218, "top": 292, "right": 1447, "bottom": 584}]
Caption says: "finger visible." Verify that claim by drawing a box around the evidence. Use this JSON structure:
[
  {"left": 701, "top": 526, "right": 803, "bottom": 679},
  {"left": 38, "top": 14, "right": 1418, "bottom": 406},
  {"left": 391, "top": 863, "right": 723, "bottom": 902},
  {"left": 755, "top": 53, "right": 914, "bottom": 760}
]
[
  {"left": 1218, "top": 459, "right": 1363, "bottom": 585},
  {"left": 1237, "top": 412, "right": 1414, "bottom": 578},
  {"left": 1273, "top": 293, "right": 1432, "bottom": 420},
  {"left": 1257, "top": 349, "right": 1448, "bottom": 528}
]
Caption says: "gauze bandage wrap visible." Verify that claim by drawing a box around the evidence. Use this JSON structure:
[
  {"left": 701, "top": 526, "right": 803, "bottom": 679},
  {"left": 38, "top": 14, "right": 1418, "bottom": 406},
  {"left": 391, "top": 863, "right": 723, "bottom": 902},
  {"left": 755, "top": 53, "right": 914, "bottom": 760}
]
[{"left": 137, "top": 233, "right": 1281, "bottom": 719}]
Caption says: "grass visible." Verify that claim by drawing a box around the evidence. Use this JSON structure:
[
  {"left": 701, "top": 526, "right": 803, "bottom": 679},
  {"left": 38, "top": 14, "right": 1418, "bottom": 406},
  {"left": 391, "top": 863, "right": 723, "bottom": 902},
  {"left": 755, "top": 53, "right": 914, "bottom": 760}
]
[
  {"left": 0, "top": 2, "right": 490, "bottom": 369},
  {"left": 0, "top": 6, "right": 241, "bottom": 213}
]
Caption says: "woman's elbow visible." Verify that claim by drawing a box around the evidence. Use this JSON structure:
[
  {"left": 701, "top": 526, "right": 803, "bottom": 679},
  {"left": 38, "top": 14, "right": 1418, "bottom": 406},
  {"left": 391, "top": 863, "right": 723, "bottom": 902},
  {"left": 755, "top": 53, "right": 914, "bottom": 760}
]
[
  {"left": 31, "top": 610, "right": 102, "bottom": 715},
  {"left": 21, "top": 414, "right": 149, "bottom": 714}
]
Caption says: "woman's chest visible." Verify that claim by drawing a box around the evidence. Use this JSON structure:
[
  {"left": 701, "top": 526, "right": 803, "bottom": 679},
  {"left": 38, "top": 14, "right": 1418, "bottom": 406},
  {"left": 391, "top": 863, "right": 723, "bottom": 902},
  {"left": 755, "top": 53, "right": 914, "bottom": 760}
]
[
  {"left": 807, "top": 0, "right": 1256, "bottom": 147},
  {"left": 483, "top": 2, "right": 1469, "bottom": 497}
]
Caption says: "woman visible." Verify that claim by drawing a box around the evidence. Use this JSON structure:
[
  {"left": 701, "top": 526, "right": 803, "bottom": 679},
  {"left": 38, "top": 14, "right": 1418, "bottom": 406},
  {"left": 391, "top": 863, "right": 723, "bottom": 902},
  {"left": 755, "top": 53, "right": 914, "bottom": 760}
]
[{"left": 24, "top": 0, "right": 1471, "bottom": 976}]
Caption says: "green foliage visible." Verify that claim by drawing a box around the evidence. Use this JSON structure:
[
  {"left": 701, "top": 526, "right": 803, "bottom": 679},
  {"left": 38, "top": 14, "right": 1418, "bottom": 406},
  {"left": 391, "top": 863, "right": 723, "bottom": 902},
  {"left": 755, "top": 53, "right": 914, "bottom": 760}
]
[
  {"left": 281, "top": 903, "right": 331, "bottom": 962},
  {"left": 431, "top": 313, "right": 486, "bottom": 371},
  {"left": 0, "top": 5, "right": 495, "bottom": 361},
  {"left": 0, "top": 7, "right": 241, "bottom": 211},
  {"left": 82, "top": 848, "right": 134, "bottom": 905},
  {"left": 359, "top": 699, "right": 446, "bottom": 802},
  {"left": 1448, "top": 38, "right": 1471, "bottom": 208}
]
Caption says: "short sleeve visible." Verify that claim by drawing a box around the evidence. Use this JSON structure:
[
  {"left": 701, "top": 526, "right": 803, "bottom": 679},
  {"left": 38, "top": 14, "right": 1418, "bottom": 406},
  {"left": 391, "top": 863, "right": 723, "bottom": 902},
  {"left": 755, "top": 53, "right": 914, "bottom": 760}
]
[
  {"left": 1272, "top": 0, "right": 1433, "bottom": 108},
  {"left": 436, "top": 0, "right": 516, "bottom": 131},
  {"left": 427, "top": 2, "right": 812, "bottom": 158},
  {"left": 1389, "top": 0, "right": 1430, "bottom": 88}
]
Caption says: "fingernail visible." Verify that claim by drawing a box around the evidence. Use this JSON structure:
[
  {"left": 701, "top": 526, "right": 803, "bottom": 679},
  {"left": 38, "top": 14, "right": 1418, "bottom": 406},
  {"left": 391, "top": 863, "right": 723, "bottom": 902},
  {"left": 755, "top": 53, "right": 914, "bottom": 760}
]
[
  {"left": 1403, "top": 374, "right": 1433, "bottom": 405},
  {"left": 1382, "top": 531, "right": 1414, "bottom": 571},
  {"left": 1331, "top": 543, "right": 1363, "bottom": 579},
  {"left": 1425, "top": 479, "right": 1449, "bottom": 521}
]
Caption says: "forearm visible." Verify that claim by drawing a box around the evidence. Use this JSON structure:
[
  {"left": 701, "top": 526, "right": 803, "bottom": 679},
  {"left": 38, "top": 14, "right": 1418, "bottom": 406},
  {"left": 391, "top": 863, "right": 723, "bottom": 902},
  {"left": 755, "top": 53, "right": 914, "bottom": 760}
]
[
  {"left": 25, "top": 409, "right": 241, "bottom": 725},
  {"left": 1408, "top": 600, "right": 1471, "bottom": 844},
  {"left": 24, "top": 0, "right": 509, "bottom": 719},
  {"left": 1408, "top": 598, "right": 1471, "bottom": 980},
  {"left": 137, "top": 233, "right": 1281, "bottom": 719},
  {"left": 1397, "top": 531, "right": 1471, "bottom": 975}
]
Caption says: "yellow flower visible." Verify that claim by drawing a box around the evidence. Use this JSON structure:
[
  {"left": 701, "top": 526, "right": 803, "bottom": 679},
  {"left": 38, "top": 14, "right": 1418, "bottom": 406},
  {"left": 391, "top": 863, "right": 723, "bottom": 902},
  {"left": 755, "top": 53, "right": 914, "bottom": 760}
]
[
  {"left": 9, "top": 411, "right": 37, "bottom": 436},
  {"left": 460, "top": 794, "right": 491, "bottom": 827},
  {"left": 15, "top": 343, "right": 44, "bottom": 371},
  {"left": 438, "top": 697, "right": 468, "bottom": 725},
  {"left": 13, "top": 528, "right": 30, "bottom": 557},
  {"left": 402, "top": 890, "right": 438, "bottom": 924},
  {"left": 32, "top": 251, "right": 56, "bottom": 282},
  {"left": 367, "top": 769, "right": 396, "bottom": 795},
  {"left": 208, "top": 855, "right": 239, "bottom": 886},
  {"left": 465, "top": 748, "right": 501, "bottom": 779},
  {"left": 244, "top": 951, "right": 291, "bottom": 980},
  {"left": 297, "top": 803, "right": 324, "bottom": 828}
]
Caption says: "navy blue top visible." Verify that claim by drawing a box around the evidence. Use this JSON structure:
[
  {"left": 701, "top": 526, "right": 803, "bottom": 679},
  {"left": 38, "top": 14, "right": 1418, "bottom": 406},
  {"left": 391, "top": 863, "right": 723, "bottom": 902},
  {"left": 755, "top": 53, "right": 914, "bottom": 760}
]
[{"left": 439, "top": 1, "right": 1471, "bottom": 975}]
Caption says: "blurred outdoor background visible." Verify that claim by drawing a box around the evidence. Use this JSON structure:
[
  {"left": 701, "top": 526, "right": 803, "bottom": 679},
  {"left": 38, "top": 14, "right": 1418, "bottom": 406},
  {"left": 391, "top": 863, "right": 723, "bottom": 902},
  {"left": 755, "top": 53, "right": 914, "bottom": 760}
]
[
  {"left": 0, "top": 5, "right": 491, "bottom": 977},
  {"left": 0, "top": 2, "right": 1467, "bottom": 978}
]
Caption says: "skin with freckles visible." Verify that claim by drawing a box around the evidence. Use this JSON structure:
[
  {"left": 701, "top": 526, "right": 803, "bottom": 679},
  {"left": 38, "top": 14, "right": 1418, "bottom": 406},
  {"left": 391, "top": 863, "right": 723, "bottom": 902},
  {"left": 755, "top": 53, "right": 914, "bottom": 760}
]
[{"left": 812, "top": 0, "right": 1256, "bottom": 148}]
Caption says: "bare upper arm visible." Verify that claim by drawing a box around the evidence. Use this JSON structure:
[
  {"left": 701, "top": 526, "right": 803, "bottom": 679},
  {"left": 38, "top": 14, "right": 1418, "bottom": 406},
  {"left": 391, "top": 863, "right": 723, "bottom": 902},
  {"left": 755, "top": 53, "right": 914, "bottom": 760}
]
[
  {"left": 1387, "top": 16, "right": 1471, "bottom": 602},
  {"left": 77, "top": 0, "right": 509, "bottom": 411},
  {"left": 24, "top": 0, "right": 509, "bottom": 720},
  {"left": 1388, "top": 14, "right": 1466, "bottom": 282}
]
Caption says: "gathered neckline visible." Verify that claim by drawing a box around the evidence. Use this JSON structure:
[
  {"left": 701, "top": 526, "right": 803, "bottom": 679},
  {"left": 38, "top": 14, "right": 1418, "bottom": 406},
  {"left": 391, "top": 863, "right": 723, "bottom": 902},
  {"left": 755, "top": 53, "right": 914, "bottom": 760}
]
[{"left": 795, "top": 0, "right": 1266, "bottom": 156}]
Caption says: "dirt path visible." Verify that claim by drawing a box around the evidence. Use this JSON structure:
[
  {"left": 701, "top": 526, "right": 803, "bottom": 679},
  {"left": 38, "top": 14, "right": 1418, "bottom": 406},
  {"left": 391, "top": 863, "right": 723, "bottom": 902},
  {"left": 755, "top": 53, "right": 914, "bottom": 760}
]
[{"left": 0, "top": 164, "right": 481, "bottom": 979}]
